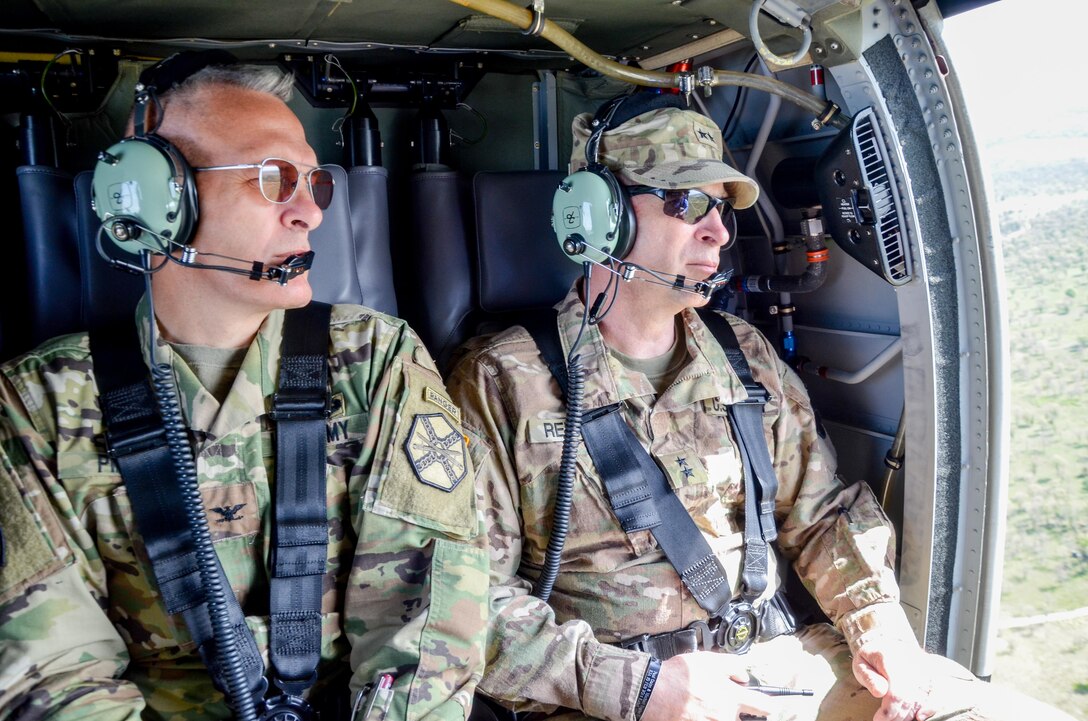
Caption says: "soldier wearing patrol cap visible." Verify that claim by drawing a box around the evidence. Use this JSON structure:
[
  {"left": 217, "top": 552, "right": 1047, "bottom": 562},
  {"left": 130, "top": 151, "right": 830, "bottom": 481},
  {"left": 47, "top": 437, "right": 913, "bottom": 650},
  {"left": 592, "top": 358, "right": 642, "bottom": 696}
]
[
  {"left": 0, "top": 55, "right": 487, "bottom": 720},
  {"left": 447, "top": 94, "right": 1073, "bottom": 721}
]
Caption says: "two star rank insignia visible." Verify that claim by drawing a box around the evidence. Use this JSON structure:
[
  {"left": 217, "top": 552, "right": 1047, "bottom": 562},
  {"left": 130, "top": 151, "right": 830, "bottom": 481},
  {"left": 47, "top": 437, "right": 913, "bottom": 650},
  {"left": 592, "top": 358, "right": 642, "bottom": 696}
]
[{"left": 404, "top": 413, "right": 468, "bottom": 492}]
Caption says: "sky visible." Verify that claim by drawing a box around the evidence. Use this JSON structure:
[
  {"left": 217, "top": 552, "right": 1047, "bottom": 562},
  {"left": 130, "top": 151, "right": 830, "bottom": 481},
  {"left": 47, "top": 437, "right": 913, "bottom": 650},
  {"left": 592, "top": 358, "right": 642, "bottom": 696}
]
[{"left": 941, "top": 0, "right": 1088, "bottom": 153}]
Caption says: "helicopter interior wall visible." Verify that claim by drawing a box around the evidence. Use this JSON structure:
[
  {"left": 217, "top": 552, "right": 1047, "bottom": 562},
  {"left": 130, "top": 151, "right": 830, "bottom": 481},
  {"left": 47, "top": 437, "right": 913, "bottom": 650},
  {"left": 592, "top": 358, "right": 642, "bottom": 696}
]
[
  {"left": 694, "top": 54, "right": 905, "bottom": 515},
  {"left": 3, "top": 56, "right": 908, "bottom": 501},
  {"left": 0, "top": 0, "right": 1013, "bottom": 676},
  {"left": 2, "top": 47, "right": 923, "bottom": 643}
]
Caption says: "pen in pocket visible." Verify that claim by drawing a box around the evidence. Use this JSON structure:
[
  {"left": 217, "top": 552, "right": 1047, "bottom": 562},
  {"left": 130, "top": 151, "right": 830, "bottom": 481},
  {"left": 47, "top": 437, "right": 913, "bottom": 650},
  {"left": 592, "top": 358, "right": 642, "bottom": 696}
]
[{"left": 351, "top": 672, "right": 396, "bottom": 721}]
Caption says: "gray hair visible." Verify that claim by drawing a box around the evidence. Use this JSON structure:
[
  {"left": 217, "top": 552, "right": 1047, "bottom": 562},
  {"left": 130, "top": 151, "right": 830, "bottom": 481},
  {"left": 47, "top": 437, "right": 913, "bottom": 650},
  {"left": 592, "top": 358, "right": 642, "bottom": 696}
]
[
  {"left": 140, "top": 63, "right": 297, "bottom": 163},
  {"left": 163, "top": 63, "right": 296, "bottom": 104}
]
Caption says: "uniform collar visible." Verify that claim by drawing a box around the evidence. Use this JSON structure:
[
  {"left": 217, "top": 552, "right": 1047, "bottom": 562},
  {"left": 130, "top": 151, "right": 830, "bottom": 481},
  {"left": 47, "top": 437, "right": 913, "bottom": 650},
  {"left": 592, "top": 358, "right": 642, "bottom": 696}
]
[
  {"left": 553, "top": 285, "right": 752, "bottom": 412},
  {"left": 137, "top": 295, "right": 284, "bottom": 439}
]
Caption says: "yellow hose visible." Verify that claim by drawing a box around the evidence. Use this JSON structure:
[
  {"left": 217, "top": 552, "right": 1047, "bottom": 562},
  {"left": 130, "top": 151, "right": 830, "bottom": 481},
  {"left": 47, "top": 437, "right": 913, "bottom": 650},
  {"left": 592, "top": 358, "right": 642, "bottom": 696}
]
[
  {"left": 447, "top": 0, "right": 674, "bottom": 87},
  {"left": 711, "top": 70, "right": 843, "bottom": 126},
  {"left": 446, "top": 0, "right": 848, "bottom": 128}
]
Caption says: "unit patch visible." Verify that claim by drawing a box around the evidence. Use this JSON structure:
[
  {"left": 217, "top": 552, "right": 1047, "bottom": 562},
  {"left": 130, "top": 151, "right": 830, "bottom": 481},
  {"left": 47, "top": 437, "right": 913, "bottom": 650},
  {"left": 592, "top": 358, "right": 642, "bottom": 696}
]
[
  {"left": 424, "top": 386, "right": 461, "bottom": 423},
  {"left": 404, "top": 413, "right": 467, "bottom": 492},
  {"left": 0, "top": 471, "right": 63, "bottom": 606}
]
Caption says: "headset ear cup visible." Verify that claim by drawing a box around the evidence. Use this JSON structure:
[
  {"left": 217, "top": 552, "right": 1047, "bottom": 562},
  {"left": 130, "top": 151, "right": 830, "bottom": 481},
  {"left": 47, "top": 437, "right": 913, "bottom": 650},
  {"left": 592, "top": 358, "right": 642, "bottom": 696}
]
[
  {"left": 144, "top": 134, "right": 198, "bottom": 247},
  {"left": 91, "top": 135, "right": 198, "bottom": 254},
  {"left": 165, "top": 137, "right": 199, "bottom": 246},
  {"left": 596, "top": 166, "right": 636, "bottom": 260},
  {"left": 555, "top": 92, "right": 644, "bottom": 264},
  {"left": 550, "top": 164, "right": 638, "bottom": 264}
]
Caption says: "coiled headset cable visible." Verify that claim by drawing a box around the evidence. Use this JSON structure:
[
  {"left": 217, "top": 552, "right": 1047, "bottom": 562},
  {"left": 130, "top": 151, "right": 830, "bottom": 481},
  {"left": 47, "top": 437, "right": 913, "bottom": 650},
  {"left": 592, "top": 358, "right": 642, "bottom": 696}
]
[
  {"left": 533, "top": 263, "right": 595, "bottom": 602},
  {"left": 142, "top": 259, "right": 258, "bottom": 721}
]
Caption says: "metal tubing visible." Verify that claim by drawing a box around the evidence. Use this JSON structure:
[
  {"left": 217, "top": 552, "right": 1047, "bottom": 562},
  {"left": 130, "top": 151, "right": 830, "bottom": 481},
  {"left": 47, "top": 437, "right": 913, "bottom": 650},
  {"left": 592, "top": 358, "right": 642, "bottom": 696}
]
[
  {"left": 796, "top": 337, "right": 902, "bottom": 385},
  {"left": 881, "top": 406, "right": 907, "bottom": 509},
  {"left": 445, "top": 0, "right": 848, "bottom": 128}
]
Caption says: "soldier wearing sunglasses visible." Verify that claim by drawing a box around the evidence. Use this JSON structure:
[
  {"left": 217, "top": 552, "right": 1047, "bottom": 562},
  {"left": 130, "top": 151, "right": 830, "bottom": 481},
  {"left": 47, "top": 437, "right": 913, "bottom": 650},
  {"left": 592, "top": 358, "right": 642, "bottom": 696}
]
[
  {"left": 448, "top": 99, "right": 1059, "bottom": 721},
  {"left": 0, "top": 57, "right": 487, "bottom": 720}
]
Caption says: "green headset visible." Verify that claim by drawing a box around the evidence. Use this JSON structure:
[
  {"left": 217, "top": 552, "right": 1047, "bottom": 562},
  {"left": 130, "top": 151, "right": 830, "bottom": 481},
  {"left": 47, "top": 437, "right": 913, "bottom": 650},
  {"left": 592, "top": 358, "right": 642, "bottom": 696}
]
[
  {"left": 552, "top": 93, "right": 742, "bottom": 273},
  {"left": 551, "top": 95, "right": 637, "bottom": 265},
  {"left": 91, "top": 50, "right": 237, "bottom": 255}
]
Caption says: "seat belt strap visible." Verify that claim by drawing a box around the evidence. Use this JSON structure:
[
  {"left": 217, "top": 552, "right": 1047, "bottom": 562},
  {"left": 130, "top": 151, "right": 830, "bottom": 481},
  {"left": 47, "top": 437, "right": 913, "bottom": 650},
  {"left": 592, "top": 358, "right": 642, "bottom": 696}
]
[
  {"left": 581, "top": 404, "right": 736, "bottom": 617},
  {"left": 91, "top": 302, "right": 332, "bottom": 703},
  {"left": 695, "top": 309, "right": 779, "bottom": 545},
  {"left": 90, "top": 321, "right": 267, "bottom": 704},
  {"left": 694, "top": 310, "right": 780, "bottom": 598},
  {"left": 520, "top": 310, "right": 569, "bottom": 399},
  {"left": 268, "top": 301, "right": 332, "bottom": 696},
  {"left": 522, "top": 308, "right": 782, "bottom": 605}
]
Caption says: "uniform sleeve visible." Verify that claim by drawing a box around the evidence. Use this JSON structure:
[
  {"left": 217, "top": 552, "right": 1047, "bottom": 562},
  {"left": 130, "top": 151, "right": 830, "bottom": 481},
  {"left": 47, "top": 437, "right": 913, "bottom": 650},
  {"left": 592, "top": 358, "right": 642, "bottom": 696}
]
[
  {"left": 446, "top": 353, "right": 649, "bottom": 721},
  {"left": 0, "top": 375, "right": 145, "bottom": 721},
  {"left": 757, "top": 330, "right": 915, "bottom": 654},
  {"left": 343, "top": 326, "right": 489, "bottom": 721}
]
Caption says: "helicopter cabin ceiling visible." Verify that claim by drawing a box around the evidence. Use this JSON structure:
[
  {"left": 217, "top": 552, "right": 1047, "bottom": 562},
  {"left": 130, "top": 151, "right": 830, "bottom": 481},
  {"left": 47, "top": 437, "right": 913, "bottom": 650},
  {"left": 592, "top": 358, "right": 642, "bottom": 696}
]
[{"left": 2, "top": 0, "right": 856, "bottom": 63}]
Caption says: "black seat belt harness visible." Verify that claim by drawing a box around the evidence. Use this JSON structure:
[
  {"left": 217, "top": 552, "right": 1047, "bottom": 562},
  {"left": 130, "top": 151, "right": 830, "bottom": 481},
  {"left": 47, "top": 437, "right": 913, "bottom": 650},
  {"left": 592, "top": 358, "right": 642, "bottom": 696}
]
[
  {"left": 522, "top": 308, "right": 793, "bottom": 656},
  {"left": 266, "top": 302, "right": 333, "bottom": 719},
  {"left": 92, "top": 302, "right": 332, "bottom": 720},
  {"left": 580, "top": 402, "right": 758, "bottom": 652}
]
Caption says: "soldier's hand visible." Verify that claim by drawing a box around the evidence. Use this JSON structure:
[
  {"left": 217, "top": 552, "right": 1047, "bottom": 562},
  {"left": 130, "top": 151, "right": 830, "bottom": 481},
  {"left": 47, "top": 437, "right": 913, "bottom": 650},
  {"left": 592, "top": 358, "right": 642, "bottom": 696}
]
[
  {"left": 640, "top": 652, "right": 777, "bottom": 721},
  {"left": 851, "top": 637, "right": 935, "bottom": 721}
]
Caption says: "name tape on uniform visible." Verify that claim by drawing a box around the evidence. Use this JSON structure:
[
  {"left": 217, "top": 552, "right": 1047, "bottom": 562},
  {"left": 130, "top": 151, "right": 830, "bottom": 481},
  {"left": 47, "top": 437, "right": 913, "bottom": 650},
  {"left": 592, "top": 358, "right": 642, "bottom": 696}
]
[
  {"left": 702, "top": 397, "right": 732, "bottom": 416},
  {"left": 527, "top": 417, "right": 567, "bottom": 443}
]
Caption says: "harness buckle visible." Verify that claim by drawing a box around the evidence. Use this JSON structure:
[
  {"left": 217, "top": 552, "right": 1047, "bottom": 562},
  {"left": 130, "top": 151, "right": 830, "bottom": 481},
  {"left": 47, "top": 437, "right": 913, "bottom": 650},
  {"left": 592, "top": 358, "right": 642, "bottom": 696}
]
[
  {"left": 737, "top": 381, "right": 770, "bottom": 406},
  {"left": 582, "top": 402, "right": 623, "bottom": 423},
  {"left": 687, "top": 619, "right": 716, "bottom": 651},
  {"left": 714, "top": 601, "right": 758, "bottom": 654},
  {"left": 259, "top": 694, "right": 317, "bottom": 721},
  {"left": 617, "top": 632, "right": 653, "bottom": 653},
  {"left": 270, "top": 390, "right": 330, "bottom": 421}
]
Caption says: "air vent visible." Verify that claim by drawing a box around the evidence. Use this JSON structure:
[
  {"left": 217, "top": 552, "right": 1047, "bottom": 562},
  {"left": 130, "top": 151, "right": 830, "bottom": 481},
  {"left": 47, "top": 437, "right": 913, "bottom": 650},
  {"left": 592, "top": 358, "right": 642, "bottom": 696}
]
[
  {"left": 853, "top": 110, "right": 911, "bottom": 283},
  {"left": 816, "top": 106, "right": 913, "bottom": 286}
]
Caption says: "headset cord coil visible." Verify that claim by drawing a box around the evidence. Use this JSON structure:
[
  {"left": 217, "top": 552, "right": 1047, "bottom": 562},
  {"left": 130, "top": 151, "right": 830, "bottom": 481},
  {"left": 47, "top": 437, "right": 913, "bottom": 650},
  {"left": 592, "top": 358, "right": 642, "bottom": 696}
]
[
  {"left": 533, "top": 263, "right": 594, "bottom": 602},
  {"left": 145, "top": 270, "right": 259, "bottom": 721},
  {"left": 533, "top": 353, "right": 583, "bottom": 603}
]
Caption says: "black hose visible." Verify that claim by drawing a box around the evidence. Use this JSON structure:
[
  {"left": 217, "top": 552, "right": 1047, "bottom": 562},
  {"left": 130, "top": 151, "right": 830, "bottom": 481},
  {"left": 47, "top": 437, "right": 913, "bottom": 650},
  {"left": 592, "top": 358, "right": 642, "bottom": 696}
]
[
  {"left": 734, "top": 235, "right": 829, "bottom": 295},
  {"left": 722, "top": 54, "right": 760, "bottom": 144},
  {"left": 532, "top": 354, "right": 584, "bottom": 602}
]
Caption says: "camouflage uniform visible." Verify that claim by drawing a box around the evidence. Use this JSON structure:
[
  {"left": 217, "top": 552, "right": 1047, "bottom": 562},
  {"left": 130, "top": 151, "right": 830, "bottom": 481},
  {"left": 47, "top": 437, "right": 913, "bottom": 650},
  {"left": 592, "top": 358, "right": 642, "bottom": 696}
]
[
  {"left": 0, "top": 301, "right": 489, "bottom": 721},
  {"left": 447, "top": 287, "right": 1028, "bottom": 721}
]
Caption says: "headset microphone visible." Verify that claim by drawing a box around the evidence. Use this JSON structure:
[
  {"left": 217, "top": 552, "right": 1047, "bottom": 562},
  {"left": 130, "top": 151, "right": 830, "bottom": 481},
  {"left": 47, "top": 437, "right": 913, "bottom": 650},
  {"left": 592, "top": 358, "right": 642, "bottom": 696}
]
[
  {"left": 95, "top": 221, "right": 315, "bottom": 286},
  {"left": 566, "top": 239, "right": 731, "bottom": 300},
  {"left": 246, "top": 250, "right": 316, "bottom": 285},
  {"left": 689, "top": 271, "right": 731, "bottom": 298},
  {"left": 173, "top": 246, "right": 316, "bottom": 285}
]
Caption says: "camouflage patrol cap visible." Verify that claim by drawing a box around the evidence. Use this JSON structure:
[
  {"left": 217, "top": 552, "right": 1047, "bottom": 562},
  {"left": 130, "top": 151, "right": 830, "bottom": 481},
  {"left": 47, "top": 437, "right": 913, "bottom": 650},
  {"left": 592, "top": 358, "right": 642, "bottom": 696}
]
[{"left": 571, "top": 106, "right": 760, "bottom": 210}]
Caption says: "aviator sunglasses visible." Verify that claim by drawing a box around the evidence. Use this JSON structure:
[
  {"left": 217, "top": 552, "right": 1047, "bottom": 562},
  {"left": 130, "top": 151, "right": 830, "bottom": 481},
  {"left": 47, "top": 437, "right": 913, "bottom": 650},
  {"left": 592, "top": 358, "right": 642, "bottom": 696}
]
[
  {"left": 195, "top": 157, "right": 336, "bottom": 210},
  {"left": 628, "top": 186, "right": 735, "bottom": 228}
]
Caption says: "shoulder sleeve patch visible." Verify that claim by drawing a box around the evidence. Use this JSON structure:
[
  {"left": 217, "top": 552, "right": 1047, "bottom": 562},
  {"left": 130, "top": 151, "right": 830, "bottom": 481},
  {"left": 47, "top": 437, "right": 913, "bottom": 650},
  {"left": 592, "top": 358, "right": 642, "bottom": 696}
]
[
  {"left": 374, "top": 365, "right": 478, "bottom": 539},
  {"left": 403, "top": 413, "right": 468, "bottom": 492}
]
